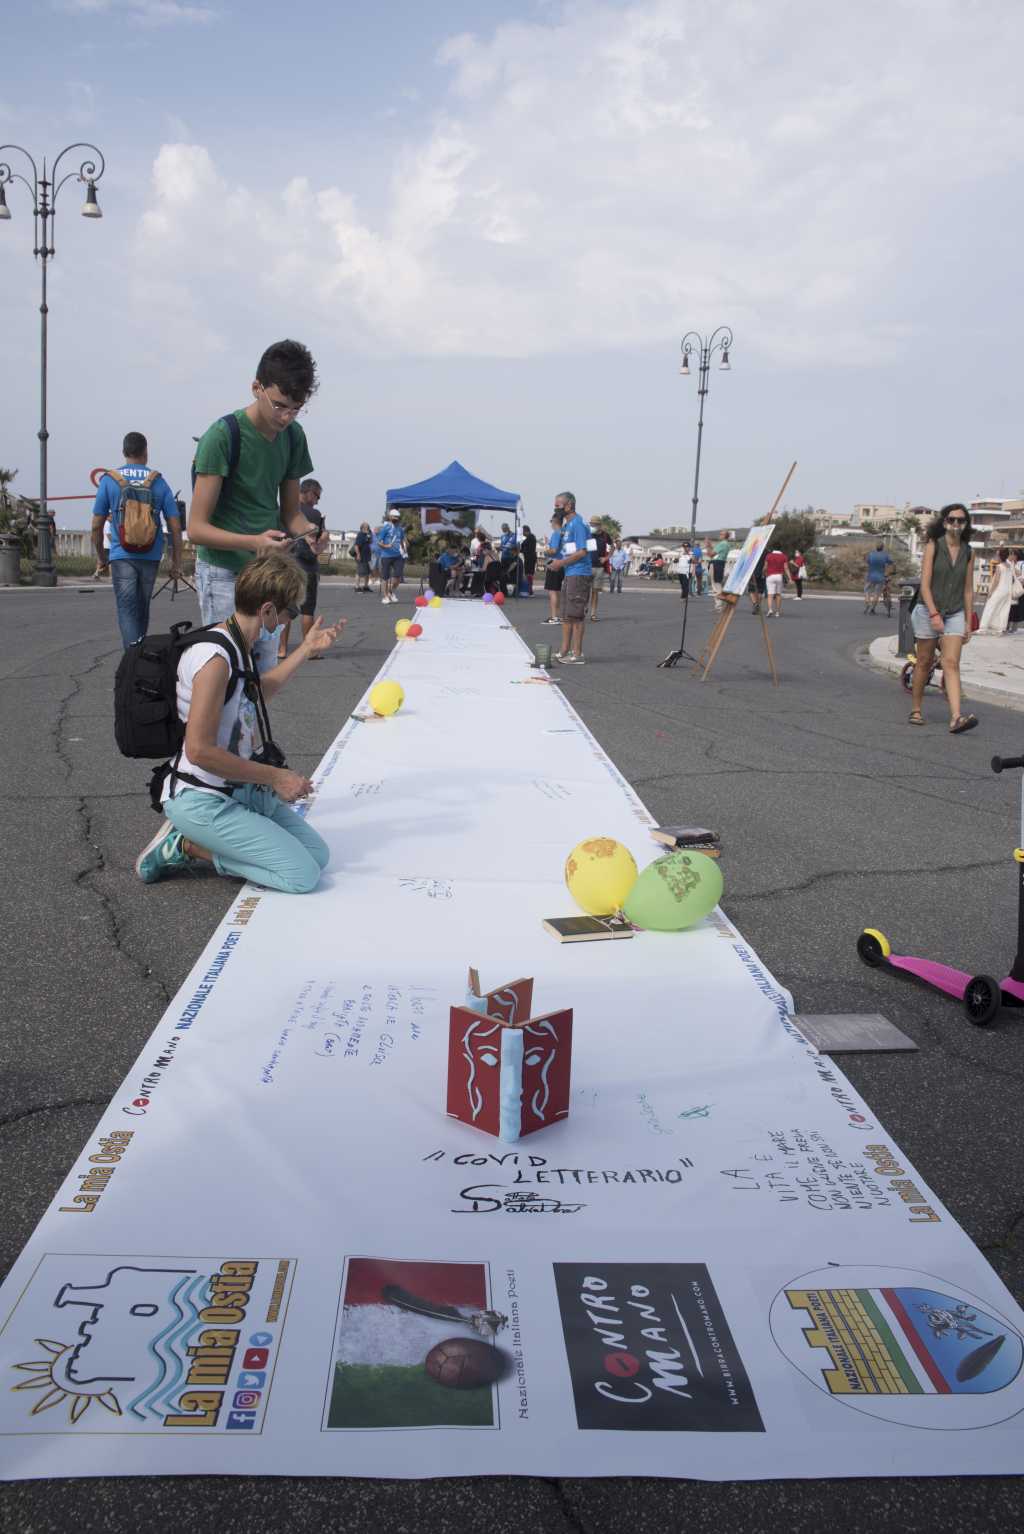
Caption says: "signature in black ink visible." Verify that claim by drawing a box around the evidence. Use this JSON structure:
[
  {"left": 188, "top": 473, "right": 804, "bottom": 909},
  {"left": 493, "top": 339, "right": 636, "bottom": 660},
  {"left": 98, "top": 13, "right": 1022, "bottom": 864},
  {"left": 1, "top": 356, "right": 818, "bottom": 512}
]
[{"left": 453, "top": 1184, "right": 586, "bottom": 1215}]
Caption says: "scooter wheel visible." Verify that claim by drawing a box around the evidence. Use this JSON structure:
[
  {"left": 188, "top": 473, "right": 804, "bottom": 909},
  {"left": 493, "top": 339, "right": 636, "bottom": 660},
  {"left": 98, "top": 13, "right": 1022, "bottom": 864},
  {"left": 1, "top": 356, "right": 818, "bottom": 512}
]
[
  {"left": 857, "top": 929, "right": 891, "bottom": 967},
  {"left": 963, "top": 974, "right": 1001, "bottom": 1027},
  {"left": 900, "top": 663, "right": 914, "bottom": 694}
]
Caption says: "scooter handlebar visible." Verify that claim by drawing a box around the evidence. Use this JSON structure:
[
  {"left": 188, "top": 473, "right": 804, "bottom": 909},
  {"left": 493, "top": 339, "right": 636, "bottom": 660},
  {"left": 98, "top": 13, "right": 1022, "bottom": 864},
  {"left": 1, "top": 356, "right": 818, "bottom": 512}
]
[{"left": 991, "top": 754, "right": 1024, "bottom": 774}]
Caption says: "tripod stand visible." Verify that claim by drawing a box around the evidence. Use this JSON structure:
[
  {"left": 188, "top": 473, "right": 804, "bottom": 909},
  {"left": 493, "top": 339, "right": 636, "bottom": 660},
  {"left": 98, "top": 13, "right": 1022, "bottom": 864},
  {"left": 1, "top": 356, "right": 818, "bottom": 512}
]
[
  {"left": 153, "top": 569, "right": 196, "bottom": 602},
  {"left": 657, "top": 326, "right": 732, "bottom": 669},
  {"left": 658, "top": 565, "right": 698, "bottom": 667}
]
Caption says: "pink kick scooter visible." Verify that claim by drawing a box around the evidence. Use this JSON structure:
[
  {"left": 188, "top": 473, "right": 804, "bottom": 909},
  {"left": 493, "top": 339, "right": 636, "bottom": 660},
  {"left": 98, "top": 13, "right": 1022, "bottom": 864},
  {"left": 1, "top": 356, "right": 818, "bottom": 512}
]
[{"left": 857, "top": 753, "right": 1024, "bottom": 1026}]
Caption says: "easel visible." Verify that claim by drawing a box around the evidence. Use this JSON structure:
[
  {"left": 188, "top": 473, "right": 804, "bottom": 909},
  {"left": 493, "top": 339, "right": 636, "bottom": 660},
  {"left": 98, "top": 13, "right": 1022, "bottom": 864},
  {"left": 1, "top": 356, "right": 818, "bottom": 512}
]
[
  {"left": 693, "top": 592, "right": 779, "bottom": 685},
  {"left": 693, "top": 462, "right": 796, "bottom": 686}
]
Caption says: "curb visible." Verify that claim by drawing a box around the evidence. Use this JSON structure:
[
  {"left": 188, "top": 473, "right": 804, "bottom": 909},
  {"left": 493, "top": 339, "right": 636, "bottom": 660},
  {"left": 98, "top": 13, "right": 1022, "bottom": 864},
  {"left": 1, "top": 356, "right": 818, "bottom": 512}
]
[{"left": 865, "top": 634, "right": 1024, "bottom": 714}]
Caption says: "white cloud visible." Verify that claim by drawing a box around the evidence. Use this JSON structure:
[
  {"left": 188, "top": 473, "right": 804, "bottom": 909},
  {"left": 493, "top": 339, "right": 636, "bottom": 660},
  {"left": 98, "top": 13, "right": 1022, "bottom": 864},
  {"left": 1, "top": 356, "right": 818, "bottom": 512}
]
[{"left": 130, "top": 1, "right": 1024, "bottom": 362}]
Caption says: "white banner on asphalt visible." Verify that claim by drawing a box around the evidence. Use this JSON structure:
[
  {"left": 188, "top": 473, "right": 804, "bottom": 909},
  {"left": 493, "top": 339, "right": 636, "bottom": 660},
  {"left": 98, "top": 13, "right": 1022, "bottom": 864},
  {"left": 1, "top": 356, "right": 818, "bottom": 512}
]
[{"left": 1, "top": 603, "right": 1022, "bottom": 1481}]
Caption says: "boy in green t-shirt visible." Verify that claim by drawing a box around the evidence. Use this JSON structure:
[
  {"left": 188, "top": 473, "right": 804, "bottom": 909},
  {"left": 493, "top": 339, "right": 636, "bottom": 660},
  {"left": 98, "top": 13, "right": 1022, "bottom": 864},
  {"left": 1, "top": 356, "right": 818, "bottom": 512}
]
[{"left": 190, "top": 339, "right": 319, "bottom": 668}]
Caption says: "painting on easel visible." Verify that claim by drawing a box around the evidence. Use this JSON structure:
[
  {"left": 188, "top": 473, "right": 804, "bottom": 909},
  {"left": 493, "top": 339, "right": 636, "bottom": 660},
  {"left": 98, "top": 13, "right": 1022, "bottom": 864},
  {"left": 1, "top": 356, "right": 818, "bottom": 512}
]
[
  {"left": 723, "top": 524, "right": 775, "bottom": 598},
  {"left": 693, "top": 461, "right": 797, "bottom": 687}
]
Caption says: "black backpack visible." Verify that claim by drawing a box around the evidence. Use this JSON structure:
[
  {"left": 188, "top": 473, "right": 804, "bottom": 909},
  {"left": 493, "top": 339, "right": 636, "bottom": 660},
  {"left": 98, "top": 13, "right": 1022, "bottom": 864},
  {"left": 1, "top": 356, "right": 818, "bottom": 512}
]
[
  {"left": 114, "top": 621, "right": 249, "bottom": 810},
  {"left": 190, "top": 413, "right": 299, "bottom": 496},
  {"left": 191, "top": 413, "right": 242, "bottom": 495}
]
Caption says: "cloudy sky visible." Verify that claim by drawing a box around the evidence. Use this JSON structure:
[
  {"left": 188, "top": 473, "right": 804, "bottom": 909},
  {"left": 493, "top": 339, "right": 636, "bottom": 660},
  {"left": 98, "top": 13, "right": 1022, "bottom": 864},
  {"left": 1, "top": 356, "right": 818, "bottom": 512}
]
[{"left": 2, "top": 0, "right": 1022, "bottom": 532}]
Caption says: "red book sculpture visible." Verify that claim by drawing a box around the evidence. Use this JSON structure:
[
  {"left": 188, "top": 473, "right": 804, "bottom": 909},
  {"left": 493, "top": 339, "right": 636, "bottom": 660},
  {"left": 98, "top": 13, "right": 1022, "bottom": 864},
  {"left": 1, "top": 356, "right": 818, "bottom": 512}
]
[{"left": 446, "top": 968, "right": 573, "bottom": 1143}]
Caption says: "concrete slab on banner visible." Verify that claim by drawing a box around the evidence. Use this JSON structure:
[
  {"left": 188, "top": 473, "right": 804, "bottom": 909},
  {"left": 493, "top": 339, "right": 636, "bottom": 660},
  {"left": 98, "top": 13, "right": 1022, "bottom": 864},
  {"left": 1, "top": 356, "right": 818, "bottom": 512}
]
[{"left": 791, "top": 1013, "right": 919, "bottom": 1053}]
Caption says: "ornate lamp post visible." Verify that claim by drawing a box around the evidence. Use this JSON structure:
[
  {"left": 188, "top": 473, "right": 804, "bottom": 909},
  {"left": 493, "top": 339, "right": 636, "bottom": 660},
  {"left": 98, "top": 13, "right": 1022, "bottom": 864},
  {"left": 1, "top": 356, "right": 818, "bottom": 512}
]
[
  {"left": 0, "top": 143, "right": 106, "bottom": 585},
  {"left": 679, "top": 326, "right": 733, "bottom": 545},
  {"left": 658, "top": 326, "right": 733, "bottom": 667}
]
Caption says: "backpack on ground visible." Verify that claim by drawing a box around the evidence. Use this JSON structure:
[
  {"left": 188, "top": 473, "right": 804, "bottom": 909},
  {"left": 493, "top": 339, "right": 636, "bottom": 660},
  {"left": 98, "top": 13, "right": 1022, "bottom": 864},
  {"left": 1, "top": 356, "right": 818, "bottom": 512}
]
[{"left": 101, "top": 469, "right": 161, "bottom": 553}]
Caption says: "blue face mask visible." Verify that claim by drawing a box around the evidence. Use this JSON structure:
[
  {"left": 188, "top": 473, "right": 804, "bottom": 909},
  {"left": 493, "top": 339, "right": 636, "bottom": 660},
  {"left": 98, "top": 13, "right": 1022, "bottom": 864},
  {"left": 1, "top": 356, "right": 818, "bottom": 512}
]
[{"left": 258, "top": 608, "right": 281, "bottom": 645}]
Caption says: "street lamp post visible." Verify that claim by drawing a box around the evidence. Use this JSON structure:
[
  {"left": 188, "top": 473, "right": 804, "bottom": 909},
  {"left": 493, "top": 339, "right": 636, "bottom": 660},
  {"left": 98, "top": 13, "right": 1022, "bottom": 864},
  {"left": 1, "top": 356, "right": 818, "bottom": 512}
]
[
  {"left": 0, "top": 143, "right": 105, "bottom": 586},
  {"left": 658, "top": 326, "right": 733, "bottom": 668}
]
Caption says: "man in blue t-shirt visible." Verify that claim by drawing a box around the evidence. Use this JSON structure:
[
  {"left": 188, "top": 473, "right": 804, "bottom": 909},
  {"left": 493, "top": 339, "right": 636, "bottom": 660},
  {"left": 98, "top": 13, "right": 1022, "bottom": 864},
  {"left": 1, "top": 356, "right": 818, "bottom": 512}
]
[
  {"left": 91, "top": 431, "right": 182, "bottom": 648},
  {"left": 375, "top": 509, "right": 408, "bottom": 603},
  {"left": 547, "top": 491, "right": 593, "bottom": 663},
  {"left": 864, "top": 543, "right": 893, "bottom": 614},
  {"left": 437, "top": 544, "right": 463, "bottom": 596}
]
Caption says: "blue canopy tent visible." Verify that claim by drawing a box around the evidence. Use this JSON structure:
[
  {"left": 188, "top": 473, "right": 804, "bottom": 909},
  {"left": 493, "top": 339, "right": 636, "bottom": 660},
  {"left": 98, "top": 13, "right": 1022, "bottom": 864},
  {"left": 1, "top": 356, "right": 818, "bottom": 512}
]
[
  {"left": 385, "top": 460, "right": 525, "bottom": 596},
  {"left": 385, "top": 460, "right": 521, "bottom": 529}
]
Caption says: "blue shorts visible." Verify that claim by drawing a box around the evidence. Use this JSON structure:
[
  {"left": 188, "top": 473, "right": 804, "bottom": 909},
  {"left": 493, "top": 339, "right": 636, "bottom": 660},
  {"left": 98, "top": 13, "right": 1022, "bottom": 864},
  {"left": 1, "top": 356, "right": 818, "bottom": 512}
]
[
  {"left": 381, "top": 555, "right": 404, "bottom": 581},
  {"left": 911, "top": 604, "right": 966, "bottom": 640}
]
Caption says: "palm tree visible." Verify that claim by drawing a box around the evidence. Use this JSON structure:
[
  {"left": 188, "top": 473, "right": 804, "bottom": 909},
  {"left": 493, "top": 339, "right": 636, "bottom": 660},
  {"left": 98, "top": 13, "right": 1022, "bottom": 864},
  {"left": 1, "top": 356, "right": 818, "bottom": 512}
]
[
  {"left": 594, "top": 514, "right": 623, "bottom": 539},
  {"left": 0, "top": 468, "right": 33, "bottom": 559}
]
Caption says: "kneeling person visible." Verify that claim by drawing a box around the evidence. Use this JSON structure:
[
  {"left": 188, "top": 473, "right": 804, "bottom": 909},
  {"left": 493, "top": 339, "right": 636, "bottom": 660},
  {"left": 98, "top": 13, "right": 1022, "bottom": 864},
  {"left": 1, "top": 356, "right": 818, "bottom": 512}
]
[{"left": 136, "top": 554, "right": 344, "bottom": 893}]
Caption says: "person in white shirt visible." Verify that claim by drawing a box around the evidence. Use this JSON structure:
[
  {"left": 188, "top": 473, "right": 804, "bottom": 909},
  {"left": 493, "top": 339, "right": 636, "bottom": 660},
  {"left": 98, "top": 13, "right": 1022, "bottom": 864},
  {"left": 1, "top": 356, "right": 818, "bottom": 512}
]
[
  {"left": 135, "top": 553, "right": 345, "bottom": 890},
  {"left": 674, "top": 543, "right": 693, "bottom": 600}
]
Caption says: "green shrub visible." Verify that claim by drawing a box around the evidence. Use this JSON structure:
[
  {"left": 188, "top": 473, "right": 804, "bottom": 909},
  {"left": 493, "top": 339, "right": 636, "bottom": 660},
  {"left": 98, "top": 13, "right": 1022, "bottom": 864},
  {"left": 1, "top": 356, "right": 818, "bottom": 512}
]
[{"left": 813, "top": 546, "right": 916, "bottom": 590}]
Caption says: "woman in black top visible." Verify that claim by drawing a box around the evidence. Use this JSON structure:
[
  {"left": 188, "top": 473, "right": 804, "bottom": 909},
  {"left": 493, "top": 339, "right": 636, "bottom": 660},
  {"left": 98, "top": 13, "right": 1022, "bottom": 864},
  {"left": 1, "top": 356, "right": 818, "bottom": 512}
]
[{"left": 909, "top": 504, "right": 976, "bottom": 733}]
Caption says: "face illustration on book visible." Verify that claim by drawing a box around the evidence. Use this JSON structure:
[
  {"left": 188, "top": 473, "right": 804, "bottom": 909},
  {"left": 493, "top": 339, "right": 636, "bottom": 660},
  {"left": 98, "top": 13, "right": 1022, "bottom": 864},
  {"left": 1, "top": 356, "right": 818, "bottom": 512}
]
[
  {"left": 519, "top": 1016, "right": 567, "bottom": 1129},
  {"left": 460, "top": 1018, "right": 503, "bottom": 1124},
  {"left": 455, "top": 1011, "right": 571, "bottom": 1138},
  {"left": 448, "top": 971, "right": 574, "bottom": 1143}
]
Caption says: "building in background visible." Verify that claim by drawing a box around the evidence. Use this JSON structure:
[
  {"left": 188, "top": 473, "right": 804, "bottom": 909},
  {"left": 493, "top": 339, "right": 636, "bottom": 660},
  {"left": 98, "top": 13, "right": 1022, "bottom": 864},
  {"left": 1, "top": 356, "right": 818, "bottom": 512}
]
[
  {"left": 969, "top": 497, "right": 1024, "bottom": 549},
  {"left": 851, "top": 503, "right": 902, "bottom": 529}
]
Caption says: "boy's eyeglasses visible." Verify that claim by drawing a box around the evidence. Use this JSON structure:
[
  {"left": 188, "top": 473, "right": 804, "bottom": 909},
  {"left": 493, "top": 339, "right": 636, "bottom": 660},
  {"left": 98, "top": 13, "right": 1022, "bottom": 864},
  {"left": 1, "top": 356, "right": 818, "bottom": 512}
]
[{"left": 259, "top": 385, "right": 305, "bottom": 418}]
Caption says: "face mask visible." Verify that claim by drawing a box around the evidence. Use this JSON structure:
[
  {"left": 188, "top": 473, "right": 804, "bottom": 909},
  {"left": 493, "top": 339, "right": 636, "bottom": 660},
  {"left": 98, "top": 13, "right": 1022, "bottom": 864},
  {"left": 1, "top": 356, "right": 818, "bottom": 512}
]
[{"left": 258, "top": 608, "right": 281, "bottom": 644}]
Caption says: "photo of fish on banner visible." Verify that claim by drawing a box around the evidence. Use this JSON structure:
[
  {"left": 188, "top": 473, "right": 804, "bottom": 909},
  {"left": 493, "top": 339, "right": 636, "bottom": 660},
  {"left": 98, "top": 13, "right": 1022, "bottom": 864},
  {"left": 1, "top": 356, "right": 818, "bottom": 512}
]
[
  {"left": 446, "top": 968, "right": 573, "bottom": 1144},
  {"left": 547, "top": 830, "right": 723, "bottom": 942}
]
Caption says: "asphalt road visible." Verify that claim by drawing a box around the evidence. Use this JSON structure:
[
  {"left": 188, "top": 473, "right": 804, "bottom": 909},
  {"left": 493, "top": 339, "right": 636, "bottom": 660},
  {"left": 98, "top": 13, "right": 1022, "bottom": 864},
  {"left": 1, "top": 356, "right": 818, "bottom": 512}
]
[{"left": 1, "top": 578, "right": 1021, "bottom": 1532}]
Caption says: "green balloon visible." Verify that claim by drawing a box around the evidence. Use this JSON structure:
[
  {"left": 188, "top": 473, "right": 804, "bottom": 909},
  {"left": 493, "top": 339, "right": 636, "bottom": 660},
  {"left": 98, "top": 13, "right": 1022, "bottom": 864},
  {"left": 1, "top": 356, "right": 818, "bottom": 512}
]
[{"left": 623, "top": 851, "right": 723, "bottom": 931}]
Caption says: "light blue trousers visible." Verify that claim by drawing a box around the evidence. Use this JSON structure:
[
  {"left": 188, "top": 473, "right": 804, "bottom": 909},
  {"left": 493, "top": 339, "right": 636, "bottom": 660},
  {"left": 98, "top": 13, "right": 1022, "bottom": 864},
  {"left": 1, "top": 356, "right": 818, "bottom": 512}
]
[{"left": 164, "top": 784, "right": 329, "bottom": 894}]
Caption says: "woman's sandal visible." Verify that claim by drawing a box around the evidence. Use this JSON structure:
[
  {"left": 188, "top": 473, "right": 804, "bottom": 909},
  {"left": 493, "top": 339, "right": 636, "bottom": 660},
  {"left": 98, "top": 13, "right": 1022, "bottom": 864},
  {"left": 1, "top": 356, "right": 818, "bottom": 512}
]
[
  {"left": 949, "top": 714, "right": 978, "bottom": 734},
  {"left": 908, "top": 710, "right": 925, "bottom": 725}
]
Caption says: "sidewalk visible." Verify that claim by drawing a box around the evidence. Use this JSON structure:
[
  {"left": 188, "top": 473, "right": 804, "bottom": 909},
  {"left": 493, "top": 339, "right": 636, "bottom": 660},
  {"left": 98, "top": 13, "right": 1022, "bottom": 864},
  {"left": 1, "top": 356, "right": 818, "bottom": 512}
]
[{"left": 868, "top": 630, "right": 1024, "bottom": 712}]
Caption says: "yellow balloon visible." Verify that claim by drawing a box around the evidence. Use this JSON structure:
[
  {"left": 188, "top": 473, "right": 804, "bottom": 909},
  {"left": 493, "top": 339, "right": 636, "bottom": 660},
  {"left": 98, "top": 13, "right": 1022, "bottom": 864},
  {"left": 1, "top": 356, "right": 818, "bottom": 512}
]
[
  {"left": 564, "top": 837, "right": 639, "bottom": 916},
  {"left": 430, "top": 596, "right": 442, "bottom": 608},
  {"left": 395, "top": 618, "right": 411, "bottom": 637},
  {"left": 369, "top": 680, "right": 404, "bottom": 717}
]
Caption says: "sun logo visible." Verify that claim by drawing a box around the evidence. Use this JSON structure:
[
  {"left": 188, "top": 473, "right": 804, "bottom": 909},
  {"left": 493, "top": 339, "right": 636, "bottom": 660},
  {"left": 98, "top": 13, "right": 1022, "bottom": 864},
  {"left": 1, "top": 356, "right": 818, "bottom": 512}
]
[{"left": 11, "top": 1338, "right": 123, "bottom": 1423}]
